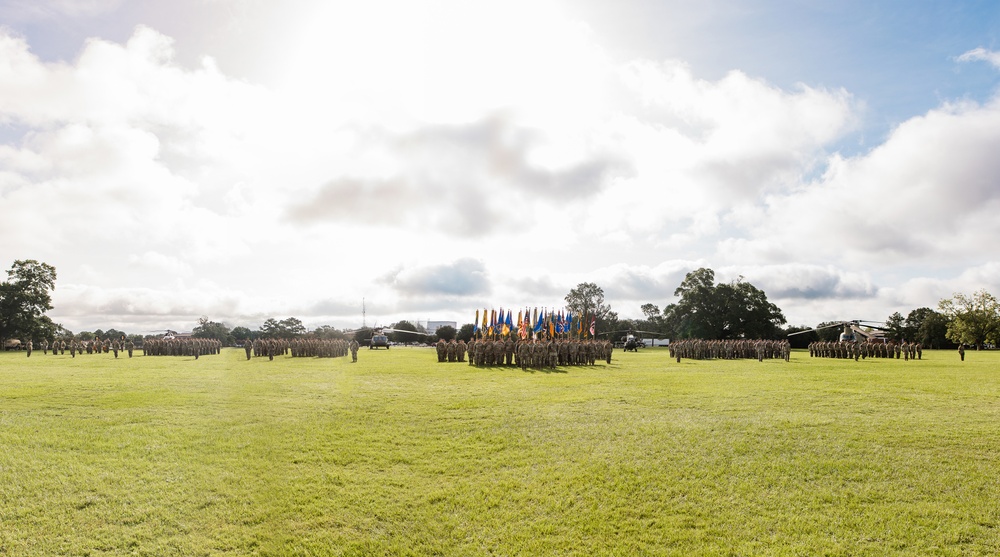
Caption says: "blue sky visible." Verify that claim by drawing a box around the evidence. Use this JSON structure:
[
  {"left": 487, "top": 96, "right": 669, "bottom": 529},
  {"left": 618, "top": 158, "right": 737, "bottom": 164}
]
[{"left": 2, "top": 0, "right": 1000, "bottom": 334}]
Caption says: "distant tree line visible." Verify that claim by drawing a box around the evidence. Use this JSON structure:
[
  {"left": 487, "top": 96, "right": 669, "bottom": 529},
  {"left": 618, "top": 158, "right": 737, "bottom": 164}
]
[
  {"left": 3, "top": 260, "right": 999, "bottom": 351},
  {"left": 453, "top": 270, "right": 992, "bottom": 351}
]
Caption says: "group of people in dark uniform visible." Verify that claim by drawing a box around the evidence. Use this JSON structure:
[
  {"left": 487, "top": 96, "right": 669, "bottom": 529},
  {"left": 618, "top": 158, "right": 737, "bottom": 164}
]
[
  {"left": 808, "top": 340, "right": 922, "bottom": 361},
  {"left": 242, "top": 337, "right": 356, "bottom": 362},
  {"left": 668, "top": 338, "right": 792, "bottom": 362},
  {"left": 451, "top": 337, "right": 614, "bottom": 370},
  {"left": 143, "top": 337, "right": 221, "bottom": 358},
  {"left": 23, "top": 337, "right": 139, "bottom": 358}
]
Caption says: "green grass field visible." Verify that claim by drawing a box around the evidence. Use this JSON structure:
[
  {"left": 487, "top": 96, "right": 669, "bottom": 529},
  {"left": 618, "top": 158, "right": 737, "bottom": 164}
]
[{"left": 1, "top": 346, "right": 998, "bottom": 556}]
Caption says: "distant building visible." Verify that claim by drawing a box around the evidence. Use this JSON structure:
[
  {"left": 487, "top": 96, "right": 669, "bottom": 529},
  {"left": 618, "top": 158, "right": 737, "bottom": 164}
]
[
  {"left": 425, "top": 321, "right": 457, "bottom": 335},
  {"left": 641, "top": 338, "right": 671, "bottom": 347}
]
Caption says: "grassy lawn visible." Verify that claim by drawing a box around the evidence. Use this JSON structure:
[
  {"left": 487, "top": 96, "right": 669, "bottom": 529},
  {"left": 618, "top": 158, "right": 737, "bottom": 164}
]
[{"left": 1, "top": 346, "right": 998, "bottom": 556}]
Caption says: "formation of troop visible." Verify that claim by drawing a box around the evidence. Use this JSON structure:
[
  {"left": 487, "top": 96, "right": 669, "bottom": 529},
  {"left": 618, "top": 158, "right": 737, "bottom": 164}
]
[
  {"left": 24, "top": 337, "right": 138, "bottom": 358},
  {"left": 244, "top": 338, "right": 351, "bottom": 361},
  {"left": 143, "top": 337, "right": 221, "bottom": 358},
  {"left": 462, "top": 338, "right": 614, "bottom": 370},
  {"left": 435, "top": 339, "right": 467, "bottom": 362},
  {"left": 668, "top": 339, "right": 791, "bottom": 362},
  {"left": 288, "top": 338, "right": 350, "bottom": 358},
  {"left": 808, "top": 340, "right": 922, "bottom": 361}
]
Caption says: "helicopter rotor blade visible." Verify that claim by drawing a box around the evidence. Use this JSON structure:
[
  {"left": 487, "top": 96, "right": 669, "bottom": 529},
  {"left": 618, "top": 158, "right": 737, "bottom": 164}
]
[{"left": 787, "top": 322, "right": 850, "bottom": 336}]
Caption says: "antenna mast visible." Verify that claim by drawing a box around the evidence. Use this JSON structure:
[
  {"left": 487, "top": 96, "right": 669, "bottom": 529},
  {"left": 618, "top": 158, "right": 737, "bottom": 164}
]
[{"left": 362, "top": 298, "right": 367, "bottom": 328}]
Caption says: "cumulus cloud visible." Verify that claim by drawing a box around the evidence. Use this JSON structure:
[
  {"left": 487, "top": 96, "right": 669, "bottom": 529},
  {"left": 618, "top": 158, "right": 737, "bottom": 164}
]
[
  {"left": 957, "top": 47, "right": 1000, "bottom": 70},
  {"left": 751, "top": 97, "right": 1000, "bottom": 267},
  {"left": 379, "top": 258, "right": 491, "bottom": 298},
  {"left": 51, "top": 283, "right": 243, "bottom": 332},
  {"left": 285, "top": 115, "right": 632, "bottom": 236},
  {"left": 574, "top": 60, "right": 857, "bottom": 243},
  {"left": 735, "top": 264, "right": 877, "bottom": 300}
]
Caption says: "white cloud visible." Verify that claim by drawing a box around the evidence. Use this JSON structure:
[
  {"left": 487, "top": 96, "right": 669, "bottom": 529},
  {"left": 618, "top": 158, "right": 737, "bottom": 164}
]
[
  {"left": 751, "top": 97, "right": 1000, "bottom": 267},
  {"left": 957, "top": 47, "right": 1000, "bottom": 70},
  {"left": 2, "top": 5, "right": 998, "bottom": 334}
]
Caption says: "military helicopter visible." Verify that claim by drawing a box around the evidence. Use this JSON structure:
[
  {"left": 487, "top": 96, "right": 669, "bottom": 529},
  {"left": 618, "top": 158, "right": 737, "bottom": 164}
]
[
  {"left": 341, "top": 324, "right": 436, "bottom": 349},
  {"left": 787, "top": 320, "right": 889, "bottom": 343},
  {"left": 378, "top": 327, "right": 438, "bottom": 346},
  {"left": 598, "top": 329, "right": 661, "bottom": 352}
]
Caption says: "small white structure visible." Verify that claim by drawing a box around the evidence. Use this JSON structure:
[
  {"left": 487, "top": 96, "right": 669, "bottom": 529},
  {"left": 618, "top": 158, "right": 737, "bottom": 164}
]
[{"left": 641, "top": 338, "right": 671, "bottom": 347}]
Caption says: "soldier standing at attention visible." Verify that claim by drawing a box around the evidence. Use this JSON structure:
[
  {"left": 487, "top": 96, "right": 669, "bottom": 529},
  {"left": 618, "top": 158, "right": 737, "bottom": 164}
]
[
  {"left": 959, "top": 344, "right": 966, "bottom": 361},
  {"left": 436, "top": 339, "right": 447, "bottom": 362},
  {"left": 349, "top": 339, "right": 359, "bottom": 362},
  {"left": 26, "top": 340, "right": 32, "bottom": 357},
  {"left": 244, "top": 339, "right": 253, "bottom": 360},
  {"left": 126, "top": 339, "right": 134, "bottom": 358}
]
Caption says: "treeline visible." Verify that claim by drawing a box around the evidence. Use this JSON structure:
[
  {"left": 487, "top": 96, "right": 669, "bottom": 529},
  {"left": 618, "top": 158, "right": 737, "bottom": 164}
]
[
  {"left": 517, "top": 269, "right": 999, "bottom": 351},
  {"left": 4, "top": 259, "right": 998, "bottom": 351},
  {"left": 192, "top": 318, "right": 448, "bottom": 347}
]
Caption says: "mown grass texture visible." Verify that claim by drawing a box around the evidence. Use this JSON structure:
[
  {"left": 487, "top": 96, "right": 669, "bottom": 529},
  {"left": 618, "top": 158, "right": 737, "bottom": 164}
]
[{"left": 1, "top": 346, "right": 999, "bottom": 556}]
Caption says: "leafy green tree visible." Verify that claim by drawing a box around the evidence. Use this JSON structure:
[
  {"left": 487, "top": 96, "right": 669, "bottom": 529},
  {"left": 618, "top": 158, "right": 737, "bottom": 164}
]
[
  {"left": 34, "top": 315, "right": 62, "bottom": 342},
  {"left": 231, "top": 326, "right": 255, "bottom": 343},
  {"left": 917, "top": 310, "right": 952, "bottom": 349},
  {"left": 884, "top": 312, "right": 906, "bottom": 342},
  {"left": 939, "top": 290, "right": 1000, "bottom": 349},
  {"left": 260, "top": 317, "right": 306, "bottom": 339},
  {"left": 55, "top": 324, "right": 74, "bottom": 341},
  {"left": 565, "top": 282, "right": 617, "bottom": 331},
  {"left": 279, "top": 317, "right": 306, "bottom": 338},
  {"left": 636, "top": 303, "right": 673, "bottom": 338},
  {"left": 457, "top": 323, "right": 475, "bottom": 342},
  {"left": 260, "top": 318, "right": 280, "bottom": 338},
  {"left": 640, "top": 303, "right": 661, "bottom": 321},
  {"left": 0, "top": 260, "right": 58, "bottom": 345},
  {"left": 664, "top": 268, "right": 785, "bottom": 339},
  {"left": 389, "top": 320, "right": 420, "bottom": 343},
  {"left": 311, "top": 325, "right": 344, "bottom": 340},
  {"left": 902, "top": 307, "right": 951, "bottom": 347},
  {"left": 435, "top": 325, "right": 457, "bottom": 341},
  {"left": 104, "top": 328, "right": 127, "bottom": 344},
  {"left": 192, "top": 317, "right": 233, "bottom": 345}
]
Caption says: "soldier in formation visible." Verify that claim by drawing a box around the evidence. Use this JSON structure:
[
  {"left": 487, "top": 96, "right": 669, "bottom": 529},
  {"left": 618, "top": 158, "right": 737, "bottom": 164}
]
[
  {"left": 288, "top": 338, "right": 349, "bottom": 358},
  {"left": 142, "top": 337, "right": 221, "bottom": 357},
  {"left": 807, "top": 340, "right": 922, "bottom": 361},
  {"left": 669, "top": 339, "right": 791, "bottom": 362},
  {"left": 436, "top": 339, "right": 447, "bottom": 362},
  {"left": 251, "top": 338, "right": 293, "bottom": 360},
  {"left": 464, "top": 337, "right": 612, "bottom": 370}
]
